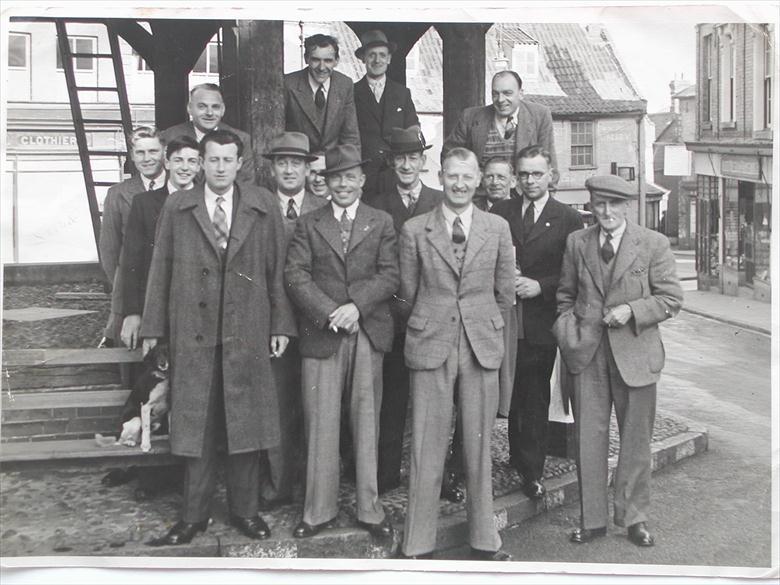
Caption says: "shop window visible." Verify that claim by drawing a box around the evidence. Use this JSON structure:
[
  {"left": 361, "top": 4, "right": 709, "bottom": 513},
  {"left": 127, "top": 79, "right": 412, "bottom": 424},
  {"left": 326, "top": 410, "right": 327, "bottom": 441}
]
[
  {"left": 56, "top": 36, "right": 97, "bottom": 72},
  {"left": 696, "top": 175, "right": 720, "bottom": 280},
  {"left": 8, "top": 32, "right": 29, "bottom": 69},
  {"left": 570, "top": 121, "right": 594, "bottom": 168},
  {"left": 753, "top": 183, "right": 772, "bottom": 283},
  {"left": 193, "top": 41, "right": 220, "bottom": 75}
]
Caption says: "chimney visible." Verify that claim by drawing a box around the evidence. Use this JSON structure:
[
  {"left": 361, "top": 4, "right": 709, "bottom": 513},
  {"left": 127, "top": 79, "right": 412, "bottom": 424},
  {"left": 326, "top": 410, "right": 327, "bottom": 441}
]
[{"left": 669, "top": 75, "right": 693, "bottom": 113}]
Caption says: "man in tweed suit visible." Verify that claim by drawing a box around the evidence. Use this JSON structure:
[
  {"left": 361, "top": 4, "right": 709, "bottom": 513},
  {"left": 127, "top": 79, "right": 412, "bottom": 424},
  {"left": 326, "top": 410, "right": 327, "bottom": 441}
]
[
  {"left": 285, "top": 144, "right": 399, "bottom": 540},
  {"left": 398, "top": 147, "right": 514, "bottom": 561},
  {"left": 553, "top": 174, "right": 683, "bottom": 547}
]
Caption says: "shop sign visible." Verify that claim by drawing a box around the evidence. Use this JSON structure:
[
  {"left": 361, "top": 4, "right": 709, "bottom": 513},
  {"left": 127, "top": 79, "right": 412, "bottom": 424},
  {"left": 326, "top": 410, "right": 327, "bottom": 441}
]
[
  {"left": 720, "top": 155, "right": 760, "bottom": 181},
  {"left": 6, "top": 131, "right": 92, "bottom": 151}
]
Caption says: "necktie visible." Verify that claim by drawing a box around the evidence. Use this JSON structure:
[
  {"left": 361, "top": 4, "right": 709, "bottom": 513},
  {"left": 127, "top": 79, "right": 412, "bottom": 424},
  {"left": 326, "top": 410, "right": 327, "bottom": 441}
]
[
  {"left": 315, "top": 84, "right": 326, "bottom": 111},
  {"left": 339, "top": 209, "right": 352, "bottom": 253},
  {"left": 523, "top": 201, "right": 535, "bottom": 237},
  {"left": 601, "top": 233, "right": 615, "bottom": 263},
  {"left": 148, "top": 179, "right": 156, "bottom": 191},
  {"left": 213, "top": 196, "right": 229, "bottom": 252},
  {"left": 371, "top": 81, "right": 382, "bottom": 102},
  {"left": 452, "top": 216, "right": 466, "bottom": 244},
  {"left": 504, "top": 118, "right": 516, "bottom": 141},
  {"left": 407, "top": 195, "right": 417, "bottom": 215},
  {"left": 286, "top": 198, "right": 298, "bottom": 220}
]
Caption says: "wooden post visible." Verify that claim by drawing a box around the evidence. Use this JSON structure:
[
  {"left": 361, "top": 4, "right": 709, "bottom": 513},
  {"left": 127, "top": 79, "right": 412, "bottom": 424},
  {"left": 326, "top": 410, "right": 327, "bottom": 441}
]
[
  {"left": 436, "top": 23, "right": 490, "bottom": 140},
  {"left": 236, "top": 20, "right": 285, "bottom": 188},
  {"left": 220, "top": 24, "right": 240, "bottom": 129}
]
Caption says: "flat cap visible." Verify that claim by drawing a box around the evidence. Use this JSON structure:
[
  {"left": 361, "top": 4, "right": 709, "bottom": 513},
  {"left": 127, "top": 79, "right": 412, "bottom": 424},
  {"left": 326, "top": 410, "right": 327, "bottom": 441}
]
[{"left": 585, "top": 175, "right": 637, "bottom": 200}]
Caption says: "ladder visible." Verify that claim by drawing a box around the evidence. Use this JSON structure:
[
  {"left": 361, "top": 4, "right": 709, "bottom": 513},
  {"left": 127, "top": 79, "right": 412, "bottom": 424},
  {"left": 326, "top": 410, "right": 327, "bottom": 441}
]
[{"left": 54, "top": 19, "right": 135, "bottom": 259}]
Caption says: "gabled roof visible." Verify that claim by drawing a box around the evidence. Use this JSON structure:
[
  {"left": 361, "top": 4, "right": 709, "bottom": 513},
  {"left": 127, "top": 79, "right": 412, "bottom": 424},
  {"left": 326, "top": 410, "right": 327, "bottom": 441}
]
[
  {"left": 649, "top": 112, "right": 679, "bottom": 142},
  {"left": 673, "top": 84, "right": 696, "bottom": 98}
]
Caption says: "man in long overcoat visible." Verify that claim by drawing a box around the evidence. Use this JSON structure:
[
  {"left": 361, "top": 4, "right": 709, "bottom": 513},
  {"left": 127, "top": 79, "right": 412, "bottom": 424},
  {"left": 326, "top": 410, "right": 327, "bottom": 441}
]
[{"left": 142, "top": 130, "right": 295, "bottom": 546}]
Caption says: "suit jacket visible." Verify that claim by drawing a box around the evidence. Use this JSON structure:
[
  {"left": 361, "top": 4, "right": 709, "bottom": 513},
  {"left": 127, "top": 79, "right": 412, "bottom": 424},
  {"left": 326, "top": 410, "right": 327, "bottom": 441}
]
[
  {"left": 364, "top": 183, "right": 443, "bottom": 234},
  {"left": 284, "top": 68, "right": 361, "bottom": 153},
  {"left": 141, "top": 183, "right": 295, "bottom": 457},
  {"left": 120, "top": 184, "right": 169, "bottom": 316},
  {"left": 284, "top": 202, "right": 399, "bottom": 358},
  {"left": 492, "top": 195, "right": 583, "bottom": 345},
  {"left": 442, "top": 103, "right": 556, "bottom": 169},
  {"left": 399, "top": 206, "right": 515, "bottom": 371},
  {"left": 552, "top": 222, "right": 683, "bottom": 387},
  {"left": 354, "top": 76, "right": 418, "bottom": 167},
  {"left": 160, "top": 121, "right": 255, "bottom": 185},
  {"left": 269, "top": 190, "right": 329, "bottom": 244}
]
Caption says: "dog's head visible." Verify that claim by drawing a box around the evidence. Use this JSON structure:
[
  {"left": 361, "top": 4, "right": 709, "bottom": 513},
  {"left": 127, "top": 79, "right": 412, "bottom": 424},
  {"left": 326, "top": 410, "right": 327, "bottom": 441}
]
[{"left": 143, "top": 343, "right": 169, "bottom": 377}]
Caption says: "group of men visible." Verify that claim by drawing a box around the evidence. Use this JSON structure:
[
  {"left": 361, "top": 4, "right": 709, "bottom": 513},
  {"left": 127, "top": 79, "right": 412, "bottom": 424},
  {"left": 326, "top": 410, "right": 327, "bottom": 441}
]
[{"left": 97, "top": 30, "right": 683, "bottom": 560}]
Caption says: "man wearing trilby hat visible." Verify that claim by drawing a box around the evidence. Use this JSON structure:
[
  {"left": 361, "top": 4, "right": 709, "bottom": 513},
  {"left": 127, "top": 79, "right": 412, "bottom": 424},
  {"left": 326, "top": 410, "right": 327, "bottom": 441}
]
[
  {"left": 285, "top": 144, "right": 399, "bottom": 540},
  {"left": 353, "top": 30, "right": 420, "bottom": 197},
  {"left": 553, "top": 174, "right": 683, "bottom": 548}
]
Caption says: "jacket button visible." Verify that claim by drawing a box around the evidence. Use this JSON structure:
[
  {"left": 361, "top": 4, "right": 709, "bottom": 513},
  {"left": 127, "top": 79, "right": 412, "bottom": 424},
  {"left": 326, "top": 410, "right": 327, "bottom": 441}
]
[
  {"left": 199, "top": 301, "right": 207, "bottom": 308},
  {"left": 195, "top": 334, "right": 203, "bottom": 342},
  {"left": 202, "top": 268, "right": 209, "bottom": 276},
  {"left": 451, "top": 316, "right": 456, "bottom": 322}
]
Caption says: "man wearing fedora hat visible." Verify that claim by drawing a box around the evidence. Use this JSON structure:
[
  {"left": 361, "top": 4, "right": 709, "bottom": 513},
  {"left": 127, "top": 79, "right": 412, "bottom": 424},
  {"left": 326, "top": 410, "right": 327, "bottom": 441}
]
[
  {"left": 285, "top": 144, "right": 399, "bottom": 540},
  {"left": 365, "top": 125, "right": 443, "bottom": 495},
  {"left": 256, "top": 132, "right": 327, "bottom": 512},
  {"left": 552, "top": 174, "right": 682, "bottom": 548},
  {"left": 354, "top": 30, "right": 420, "bottom": 198}
]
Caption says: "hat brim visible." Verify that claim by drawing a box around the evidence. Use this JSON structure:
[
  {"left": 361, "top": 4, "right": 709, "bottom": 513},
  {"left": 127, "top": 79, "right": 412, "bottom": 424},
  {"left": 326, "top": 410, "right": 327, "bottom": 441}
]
[
  {"left": 354, "top": 40, "right": 398, "bottom": 59},
  {"left": 589, "top": 189, "right": 637, "bottom": 201},
  {"left": 379, "top": 144, "right": 433, "bottom": 156},
  {"left": 262, "top": 150, "right": 319, "bottom": 162},
  {"left": 318, "top": 158, "right": 372, "bottom": 176}
]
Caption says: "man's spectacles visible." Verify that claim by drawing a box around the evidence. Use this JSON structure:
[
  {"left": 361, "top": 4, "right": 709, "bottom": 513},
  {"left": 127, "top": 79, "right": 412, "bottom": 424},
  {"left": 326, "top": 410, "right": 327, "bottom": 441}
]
[{"left": 517, "top": 171, "right": 548, "bottom": 181}]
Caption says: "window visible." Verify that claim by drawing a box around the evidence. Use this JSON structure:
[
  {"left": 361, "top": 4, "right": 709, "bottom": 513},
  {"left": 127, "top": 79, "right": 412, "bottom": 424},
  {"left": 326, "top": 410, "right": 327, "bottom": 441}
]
[
  {"left": 511, "top": 43, "right": 539, "bottom": 80},
  {"left": 763, "top": 25, "right": 773, "bottom": 128},
  {"left": 8, "top": 32, "right": 29, "bottom": 68},
  {"left": 56, "top": 36, "right": 97, "bottom": 71},
  {"left": 406, "top": 44, "right": 420, "bottom": 76},
  {"left": 133, "top": 50, "right": 151, "bottom": 72},
  {"left": 193, "top": 41, "right": 219, "bottom": 74},
  {"left": 718, "top": 29, "right": 735, "bottom": 124},
  {"left": 702, "top": 33, "right": 712, "bottom": 122},
  {"left": 570, "top": 121, "right": 594, "bottom": 167}
]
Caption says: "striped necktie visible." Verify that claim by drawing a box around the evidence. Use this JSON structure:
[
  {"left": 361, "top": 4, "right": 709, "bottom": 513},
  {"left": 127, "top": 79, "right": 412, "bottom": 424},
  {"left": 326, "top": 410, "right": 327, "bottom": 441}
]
[{"left": 213, "top": 196, "right": 229, "bottom": 252}]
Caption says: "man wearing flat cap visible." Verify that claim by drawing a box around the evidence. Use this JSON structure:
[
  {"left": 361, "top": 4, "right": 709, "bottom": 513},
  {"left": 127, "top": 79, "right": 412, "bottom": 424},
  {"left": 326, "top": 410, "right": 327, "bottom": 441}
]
[
  {"left": 354, "top": 30, "right": 420, "bottom": 197},
  {"left": 285, "top": 144, "right": 399, "bottom": 540},
  {"left": 257, "top": 132, "right": 326, "bottom": 512},
  {"left": 552, "top": 174, "right": 683, "bottom": 548}
]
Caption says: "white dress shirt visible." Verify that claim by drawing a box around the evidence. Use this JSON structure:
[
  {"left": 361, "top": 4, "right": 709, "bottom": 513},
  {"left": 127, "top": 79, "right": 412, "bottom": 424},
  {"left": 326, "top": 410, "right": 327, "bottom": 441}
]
[
  {"left": 441, "top": 203, "right": 474, "bottom": 240},
  {"left": 521, "top": 192, "right": 550, "bottom": 224},
  {"left": 599, "top": 219, "right": 627, "bottom": 251},
  {"left": 205, "top": 184, "right": 234, "bottom": 232},
  {"left": 142, "top": 171, "right": 166, "bottom": 192},
  {"left": 308, "top": 73, "right": 331, "bottom": 100},
  {"left": 367, "top": 75, "right": 386, "bottom": 102},
  {"left": 277, "top": 189, "right": 305, "bottom": 217},
  {"left": 166, "top": 180, "right": 194, "bottom": 195},
  {"left": 332, "top": 199, "right": 360, "bottom": 221},
  {"left": 397, "top": 180, "right": 423, "bottom": 209}
]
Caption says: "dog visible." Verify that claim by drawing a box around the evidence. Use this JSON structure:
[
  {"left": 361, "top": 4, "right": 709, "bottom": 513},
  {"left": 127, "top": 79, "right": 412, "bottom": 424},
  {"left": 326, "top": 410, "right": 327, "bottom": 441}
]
[{"left": 102, "top": 344, "right": 182, "bottom": 499}]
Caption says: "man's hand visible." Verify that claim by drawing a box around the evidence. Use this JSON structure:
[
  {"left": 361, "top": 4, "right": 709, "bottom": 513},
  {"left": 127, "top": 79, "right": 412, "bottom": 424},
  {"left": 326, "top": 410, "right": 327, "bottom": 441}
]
[
  {"left": 120, "top": 314, "right": 142, "bottom": 349},
  {"left": 270, "top": 335, "right": 290, "bottom": 358},
  {"left": 516, "top": 276, "right": 542, "bottom": 299},
  {"left": 328, "top": 302, "right": 360, "bottom": 333},
  {"left": 142, "top": 337, "right": 158, "bottom": 357},
  {"left": 603, "top": 304, "right": 633, "bottom": 328}
]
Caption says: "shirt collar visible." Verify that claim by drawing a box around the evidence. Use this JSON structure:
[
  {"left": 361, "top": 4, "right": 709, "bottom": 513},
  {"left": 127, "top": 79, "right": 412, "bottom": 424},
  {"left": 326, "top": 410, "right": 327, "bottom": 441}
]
[
  {"left": 523, "top": 192, "right": 550, "bottom": 214},
  {"left": 141, "top": 171, "right": 166, "bottom": 191},
  {"left": 308, "top": 72, "right": 331, "bottom": 95},
  {"left": 278, "top": 188, "right": 305, "bottom": 210},
  {"left": 441, "top": 202, "right": 474, "bottom": 231},
  {"left": 601, "top": 219, "right": 627, "bottom": 242},
  {"left": 166, "top": 180, "right": 193, "bottom": 194},
  {"left": 397, "top": 180, "right": 422, "bottom": 200},
  {"left": 332, "top": 198, "right": 360, "bottom": 221},
  {"left": 367, "top": 75, "right": 386, "bottom": 87},
  {"left": 205, "top": 183, "right": 234, "bottom": 204}
]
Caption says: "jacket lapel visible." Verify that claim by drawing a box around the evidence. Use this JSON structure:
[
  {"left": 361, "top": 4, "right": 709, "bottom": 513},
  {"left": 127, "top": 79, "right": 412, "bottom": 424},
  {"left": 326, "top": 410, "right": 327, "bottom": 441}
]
[
  {"left": 291, "top": 71, "right": 321, "bottom": 135},
  {"left": 226, "top": 184, "right": 267, "bottom": 267},
  {"left": 425, "top": 207, "right": 460, "bottom": 276},
  {"left": 524, "top": 197, "right": 561, "bottom": 246},
  {"left": 120, "top": 175, "right": 144, "bottom": 208},
  {"left": 580, "top": 226, "right": 605, "bottom": 298},
  {"left": 356, "top": 77, "right": 381, "bottom": 124},
  {"left": 180, "top": 185, "right": 221, "bottom": 259},
  {"left": 513, "top": 101, "right": 534, "bottom": 155},
  {"left": 461, "top": 209, "right": 488, "bottom": 272},
  {"left": 301, "top": 191, "right": 324, "bottom": 215},
  {"left": 348, "top": 203, "right": 374, "bottom": 253},
  {"left": 324, "top": 75, "right": 343, "bottom": 138},
  {"left": 609, "top": 222, "right": 640, "bottom": 287},
  {"left": 415, "top": 185, "right": 441, "bottom": 216},
  {"left": 314, "top": 206, "right": 346, "bottom": 261},
  {"left": 471, "top": 108, "right": 491, "bottom": 158}
]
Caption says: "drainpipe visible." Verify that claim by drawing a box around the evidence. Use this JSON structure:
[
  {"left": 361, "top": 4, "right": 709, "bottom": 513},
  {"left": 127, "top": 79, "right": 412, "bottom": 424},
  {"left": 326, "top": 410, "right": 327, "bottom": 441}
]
[{"left": 638, "top": 114, "right": 647, "bottom": 227}]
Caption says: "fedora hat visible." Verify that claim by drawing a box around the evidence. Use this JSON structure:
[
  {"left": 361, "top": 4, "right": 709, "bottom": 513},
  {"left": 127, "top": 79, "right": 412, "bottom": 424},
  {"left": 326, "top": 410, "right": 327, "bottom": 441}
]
[
  {"left": 319, "top": 144, "right": 370, "bottom": 176},
  {"left": 354, "top": 30, "right": 397, "bottom": 59},
  {"left": 381, "top": 126, "right": 433, "bottom": 156},
  {"left": 262, "top": 132, "right": 318, "bottom": 162}
]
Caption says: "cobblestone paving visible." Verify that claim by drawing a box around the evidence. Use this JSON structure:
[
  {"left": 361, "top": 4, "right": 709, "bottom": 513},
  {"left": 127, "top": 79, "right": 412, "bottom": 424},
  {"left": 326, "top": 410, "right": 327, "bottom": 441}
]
[{"left": 0, "top": 413, "right": 689, "bottom": 557}]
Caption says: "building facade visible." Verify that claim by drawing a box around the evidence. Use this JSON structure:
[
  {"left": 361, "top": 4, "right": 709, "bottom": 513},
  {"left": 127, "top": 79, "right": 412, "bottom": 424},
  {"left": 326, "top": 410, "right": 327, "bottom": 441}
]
[{"left": 686, "top": 23, "right": 774, "bottom": 301}]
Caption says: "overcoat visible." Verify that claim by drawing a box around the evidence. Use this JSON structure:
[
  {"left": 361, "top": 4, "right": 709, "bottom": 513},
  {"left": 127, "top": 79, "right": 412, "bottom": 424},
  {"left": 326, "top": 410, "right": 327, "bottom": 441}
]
[
  {"left": 552, "top": 222, "right": 683, "bottom": 387},
  {"left": 141, "top": 183, "right": 296, "bottom": 457}
]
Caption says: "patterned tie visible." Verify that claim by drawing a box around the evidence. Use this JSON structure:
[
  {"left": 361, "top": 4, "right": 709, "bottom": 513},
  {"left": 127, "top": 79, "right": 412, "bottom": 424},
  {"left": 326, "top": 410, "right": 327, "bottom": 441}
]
[
  {"left": 213, "top": 196, "right": 229, "bottom": 252},
  {"left": 523, "top": 201, "right": 535, "bottom": 239},
  {"left": 286, "top": 198, "right": 298, "bottom": 220},
  {"left": 339, "top": 209, "right": 352, "bottom": 253},
  {"left": 315, "top": 84, "right": 326, "bottom": 111},
  {"left": 601, "top": 233, "right": 615, "bottom": 263},
  {"left": 504, "top": 118, "right": 516, "bottom": 141},
  {"left": 148, "top": 179, "right": 156, "bottom": 191},
  {"left": 371, "top": 81, "right": 382, "bottom": 102},
  {"left": 452, "top": 216, "right": 466, "bottom": 244}
]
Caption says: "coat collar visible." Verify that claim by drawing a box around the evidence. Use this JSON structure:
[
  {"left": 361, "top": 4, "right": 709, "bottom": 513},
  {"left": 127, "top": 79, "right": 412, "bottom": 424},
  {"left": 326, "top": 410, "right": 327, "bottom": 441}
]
[
  {"left": 290, "top": 69, "right": 323, "bottom": 136},
  {"left": 579, "top": 221, "right": 641, "bottom": 297},
  {"left": 313, "top": 201, "right": 375, "bottom": 262},
  {"left": 424, "top": 206, "right": 460, "bottom": 276},
  {"left": 119, "top": 175, "right": 145, "bottom": 207}
]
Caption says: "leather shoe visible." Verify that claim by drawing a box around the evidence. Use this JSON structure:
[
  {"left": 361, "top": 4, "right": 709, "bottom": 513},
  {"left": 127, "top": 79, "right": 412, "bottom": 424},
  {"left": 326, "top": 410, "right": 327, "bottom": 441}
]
[
  {"left": 230, "top": 514, "right": 271, "bottom": 540},
  {"left": 293, "top": 518, "right": 336, "bottom": 538},
  {"left": 357, "top": 517, "right": 395, "bottom": 538},
  {"left": 440, "top": 471, "right": 465, "bottom": 503},
  {"left": 257, "top": 495, "right": 292, "bottom": 512},
  {"left": 627, "top": 522, "right": 655, "bottom": 547},
  {"left": 470, "top": 547, "right": 513, "bottom": 561},
  {"left": 569, "top": 526, "right": 607, "bottom": 544},
  {"left": 146, "top": 519, "right": 208, "bottom": 546},
  {"left": 397, "top": 551, "right": 434, "bottom": 560},
  {"left": 522, "top": 478, "right": 546, "bottom": 500}
]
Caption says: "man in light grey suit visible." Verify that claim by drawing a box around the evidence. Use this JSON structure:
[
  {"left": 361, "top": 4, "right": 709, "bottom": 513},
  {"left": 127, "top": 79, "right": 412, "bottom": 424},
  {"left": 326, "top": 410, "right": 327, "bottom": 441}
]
[
  {"left": 553, "top": 174, "right": 683, "bottom": 548},
  {"left": 284, "top": 34, "right": 360, "bottom": 155},
  {"left": 398, "top": 147, "right": 514, "bottom": 561}
]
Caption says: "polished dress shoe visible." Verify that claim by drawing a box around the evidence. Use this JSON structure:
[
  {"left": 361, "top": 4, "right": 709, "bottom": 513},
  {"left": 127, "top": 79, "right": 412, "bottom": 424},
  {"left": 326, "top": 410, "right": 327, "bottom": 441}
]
[
  {"left": 230, "top": 515, "right": 271, "bottom": 540},
  {"left": 257, "top": 495, "right": 293, "bottom": 512},
  {"left": 569, "top": 526, "right": 607, "bottom": 544},
  {"left": 627, "top": 522, "right": 655, "bottom": 547},
  {"left": 522, "top": 478, "right": 546, "bottom": 500},
  {"left": 146, "top": 519, "right": 208, "bottom": 546},
  {"left": 440, "top": 471, "right": 465, "bottom": 503},
  {"left": 470, "top": 547, "right": 513, "bottom": 561},
  {"left": 293, "top": 518, "right": 336, "bottom": 538},
  {"left": 397, "top": 550, "right": 434, "bottom": 560},
  {"left": 357, "top": 517, "right": 395, "bottom": 538}
]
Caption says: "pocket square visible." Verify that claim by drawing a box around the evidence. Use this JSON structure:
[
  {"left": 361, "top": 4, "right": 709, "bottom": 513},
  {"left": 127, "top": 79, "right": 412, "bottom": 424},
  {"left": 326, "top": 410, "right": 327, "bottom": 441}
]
[{"left": 396, "top": 107, "right": 403, "bottom": 112}]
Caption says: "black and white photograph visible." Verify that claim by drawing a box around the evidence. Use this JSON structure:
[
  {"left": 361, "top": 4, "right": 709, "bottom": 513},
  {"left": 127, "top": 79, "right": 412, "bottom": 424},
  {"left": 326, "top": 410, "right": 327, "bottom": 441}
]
[{"left": 0, "top": 1, "right": 777, "bottom": 583}]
